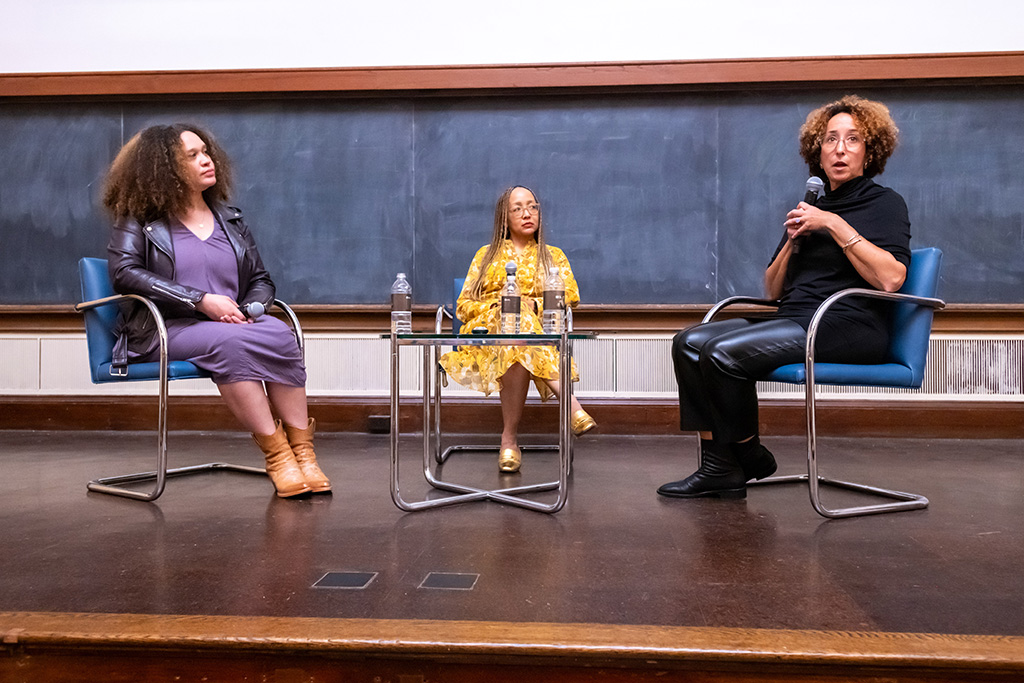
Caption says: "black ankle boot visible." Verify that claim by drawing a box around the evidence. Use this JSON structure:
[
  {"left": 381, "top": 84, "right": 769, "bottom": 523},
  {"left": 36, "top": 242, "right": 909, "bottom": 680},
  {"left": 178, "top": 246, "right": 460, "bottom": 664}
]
[
  {"left": 657, "top": 442, "right": 747, "bottom": 499},
  {"left": 732, "top": 437, "right": 777, "bottom": 482}
]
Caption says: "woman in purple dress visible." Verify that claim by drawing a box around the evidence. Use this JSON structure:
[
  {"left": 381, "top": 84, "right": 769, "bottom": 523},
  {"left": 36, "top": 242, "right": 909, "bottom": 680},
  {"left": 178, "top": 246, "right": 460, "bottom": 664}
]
[{"left": 102, "top": 124, "right": 329, "bottom": 499}]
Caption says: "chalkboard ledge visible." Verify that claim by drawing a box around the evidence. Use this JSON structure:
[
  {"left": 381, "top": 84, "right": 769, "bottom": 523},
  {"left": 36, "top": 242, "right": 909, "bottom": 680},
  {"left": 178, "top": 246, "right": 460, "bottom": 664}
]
[{"left": 2, "top": 303, "right": 1021, "bottom": 335}]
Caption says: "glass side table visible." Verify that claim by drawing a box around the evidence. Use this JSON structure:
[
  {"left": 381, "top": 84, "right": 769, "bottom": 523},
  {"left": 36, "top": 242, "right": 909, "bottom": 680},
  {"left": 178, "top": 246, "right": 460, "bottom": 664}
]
[{"left": 386, "top": 330, "right": 594, "bottom": 513}]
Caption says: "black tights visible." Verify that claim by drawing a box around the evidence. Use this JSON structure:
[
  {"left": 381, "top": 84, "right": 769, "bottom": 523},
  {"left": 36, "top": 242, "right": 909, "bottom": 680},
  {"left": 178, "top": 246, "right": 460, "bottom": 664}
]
[{"left": 672, "top": 317, "right": 887, "bottom": 444}]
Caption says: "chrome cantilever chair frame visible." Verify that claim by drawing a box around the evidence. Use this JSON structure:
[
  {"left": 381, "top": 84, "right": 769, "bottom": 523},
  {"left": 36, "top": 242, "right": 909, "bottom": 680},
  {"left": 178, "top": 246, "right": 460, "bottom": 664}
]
[
  {"left": 432, "top": 280, "right": 572, "bottom": 466},
  {"left": 703, "top": 248, "right": 945, "bottom": 518},
  {"left": 76, "top": 257, "right": 304, "bottom": 502}
]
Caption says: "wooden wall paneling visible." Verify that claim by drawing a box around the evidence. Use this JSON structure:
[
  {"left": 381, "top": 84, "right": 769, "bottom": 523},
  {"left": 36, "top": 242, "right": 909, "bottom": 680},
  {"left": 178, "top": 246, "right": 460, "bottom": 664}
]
[
  {"left": 2, "top": 52, "right": 1024, "bottom": 98},
  {"left": 3, "top": 304, "right": 1024, "bottom": 335}
]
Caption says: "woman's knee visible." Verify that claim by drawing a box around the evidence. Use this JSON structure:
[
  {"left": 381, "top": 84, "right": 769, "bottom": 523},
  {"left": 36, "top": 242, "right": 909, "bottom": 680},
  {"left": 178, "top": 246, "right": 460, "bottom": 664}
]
[
  {"left": 675, "top": 321, "right": 745, "bottom": 371},
  {"left": 699, "top": 320, "right": 805, "bottom": 379},
  {"left": 673, "top": 325, "right": 710, "bottom": 363},
  {"left": 698, "top": 337, "right": 740, "bottom": 377},
  {"left": 503, "top": 362, "right": 528, "bottom": 378}
]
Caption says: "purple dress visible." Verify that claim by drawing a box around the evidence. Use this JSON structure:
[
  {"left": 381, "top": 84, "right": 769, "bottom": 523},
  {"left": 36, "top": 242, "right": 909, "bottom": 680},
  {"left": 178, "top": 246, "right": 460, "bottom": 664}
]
[{"left": 154, "top": 220, "right": 306, "bottom": 387}]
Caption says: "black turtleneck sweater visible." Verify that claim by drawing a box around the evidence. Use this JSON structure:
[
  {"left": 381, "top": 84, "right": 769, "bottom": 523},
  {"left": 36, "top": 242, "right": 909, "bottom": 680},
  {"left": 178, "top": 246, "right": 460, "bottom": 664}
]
[{"left": 769, "top": 175, "right": 912, "bottom": 341}]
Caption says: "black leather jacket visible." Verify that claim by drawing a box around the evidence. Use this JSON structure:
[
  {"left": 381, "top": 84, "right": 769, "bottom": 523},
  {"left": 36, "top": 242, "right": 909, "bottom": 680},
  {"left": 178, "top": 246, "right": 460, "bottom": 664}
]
[{"left": 107, "top": 202, "right": 275, "bottom": 366}]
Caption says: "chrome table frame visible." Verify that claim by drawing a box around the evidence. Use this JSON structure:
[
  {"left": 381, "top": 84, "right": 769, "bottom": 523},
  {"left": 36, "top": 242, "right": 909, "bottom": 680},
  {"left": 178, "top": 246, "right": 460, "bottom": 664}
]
[{"left": 388, "top": 330, "right": 585, "bottom": 513}]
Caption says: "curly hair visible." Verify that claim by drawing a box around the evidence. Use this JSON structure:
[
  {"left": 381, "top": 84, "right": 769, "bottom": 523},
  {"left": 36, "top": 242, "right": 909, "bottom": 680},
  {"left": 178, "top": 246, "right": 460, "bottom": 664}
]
[
  {"left": 102, "top": 123, "right": 233, "bottom": 223},
  {"left": 467, "top": 185, "right": 555, "bottom": 301},
  {"left": 798, "top": 95, "right": 899, "bottom": 179}
]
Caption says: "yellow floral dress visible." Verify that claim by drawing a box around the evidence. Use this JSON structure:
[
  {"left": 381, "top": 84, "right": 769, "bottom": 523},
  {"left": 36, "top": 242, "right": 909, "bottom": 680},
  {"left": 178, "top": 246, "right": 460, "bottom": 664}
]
[{"left": 439, "top": 240, "right": 580, "bottom": 397}]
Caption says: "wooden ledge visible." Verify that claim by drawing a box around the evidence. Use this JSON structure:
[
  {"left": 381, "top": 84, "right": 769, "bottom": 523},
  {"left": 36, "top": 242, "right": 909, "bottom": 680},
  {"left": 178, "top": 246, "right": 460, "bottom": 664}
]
[
  {"left": 2, "top": 51, "right": 1023, "bottom": 98},
  {"left": 2, "top": 611, "right": 1023, "bottom": 675},
  {"left": 4, "top": 303, "right": 1023, "bottom": 334}
]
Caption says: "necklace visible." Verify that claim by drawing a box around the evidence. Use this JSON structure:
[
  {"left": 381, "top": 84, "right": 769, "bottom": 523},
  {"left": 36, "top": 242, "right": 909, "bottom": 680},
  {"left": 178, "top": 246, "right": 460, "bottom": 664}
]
[{"left": 181, "top": 204, "right": 211, "bottom": 233}]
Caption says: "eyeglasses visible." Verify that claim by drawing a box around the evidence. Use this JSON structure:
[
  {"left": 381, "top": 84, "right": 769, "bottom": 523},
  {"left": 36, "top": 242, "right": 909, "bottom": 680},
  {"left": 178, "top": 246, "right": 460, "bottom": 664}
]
[
  {"left": 822, "top": 133, "right": 864, "bottom": 151},
  {"left": 509, "top": 203, "right": 539, "bottom": 216}
]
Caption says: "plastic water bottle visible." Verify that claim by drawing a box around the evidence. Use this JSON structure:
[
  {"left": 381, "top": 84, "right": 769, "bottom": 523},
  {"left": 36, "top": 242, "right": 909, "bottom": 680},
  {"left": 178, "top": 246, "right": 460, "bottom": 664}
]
[
  {"left": 390, "top": 272, "right": 412, "bottom": 333},
  {"left": 500, "top": 261, "right": 520, "bottom": 334},
  {"left": 542, "top": 266, "right": 565, "bottom": 334}
]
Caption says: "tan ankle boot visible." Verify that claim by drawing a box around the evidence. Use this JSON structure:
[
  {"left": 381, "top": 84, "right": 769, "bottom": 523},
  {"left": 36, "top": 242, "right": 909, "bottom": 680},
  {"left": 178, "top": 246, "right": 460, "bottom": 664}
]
[
  {"left": 283, "top": 418, "right": 332, "bottom": 493},
  {"left": 252, "top": 420, "right": 311, "bottom": 498}
]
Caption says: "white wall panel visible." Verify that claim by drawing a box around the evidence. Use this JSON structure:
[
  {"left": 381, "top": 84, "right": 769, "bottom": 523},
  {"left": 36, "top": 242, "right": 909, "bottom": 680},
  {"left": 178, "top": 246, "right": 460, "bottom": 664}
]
[
  {"left": 3, "top": 1, "right": 1022, "bottom": 74},
  {"left": 0, "top": 338, "right": 40, "bottom": 392},
  {"left": 615, "top": 337, "right": 678, "bottom": 396}
]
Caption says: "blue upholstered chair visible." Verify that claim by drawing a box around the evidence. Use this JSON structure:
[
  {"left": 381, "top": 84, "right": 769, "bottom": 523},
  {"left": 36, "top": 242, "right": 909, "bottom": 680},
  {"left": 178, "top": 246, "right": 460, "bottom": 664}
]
[
  {"left": 434, "top": 277, "right": 467, "bottom": 335},
  {"left": 76, "top": 257, "right": 304, "bottom": 502},
  {"left": 431, "top": 278, "right": 469, "bottom": 464},
  {"left": 702, "top": 247, "right": 945, "bottom": 518}
]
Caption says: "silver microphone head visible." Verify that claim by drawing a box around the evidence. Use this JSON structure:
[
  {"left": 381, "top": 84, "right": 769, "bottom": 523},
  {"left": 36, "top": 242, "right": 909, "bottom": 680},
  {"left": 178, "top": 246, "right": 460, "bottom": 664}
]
[
  {"left": 805, "top": 176, "right": 825, "bottom": 197},
  {"left": 505, "top": 261, "right": 517, "bottom": 276},
  {"left": 244, "top": 301, "right": 265, "bottom": 319}
]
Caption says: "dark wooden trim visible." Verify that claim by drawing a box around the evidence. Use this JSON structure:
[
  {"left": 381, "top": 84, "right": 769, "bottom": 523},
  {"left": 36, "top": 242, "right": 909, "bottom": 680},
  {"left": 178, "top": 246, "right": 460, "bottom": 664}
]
[
  {"left": 929, "top": 304, "right": 1024, "bottom": 333},
  {"left": 5, "top": 303, "right": 1023, "bottom": 334},
  {"left": 2, "top": 52, "right": 1023, "bottom": 98},
  {"left": 1, "top": 611, "right": 1022, "bottom": 682},
  {"left": 2, "top": 395, "right": 1021, "bottom": 438}
]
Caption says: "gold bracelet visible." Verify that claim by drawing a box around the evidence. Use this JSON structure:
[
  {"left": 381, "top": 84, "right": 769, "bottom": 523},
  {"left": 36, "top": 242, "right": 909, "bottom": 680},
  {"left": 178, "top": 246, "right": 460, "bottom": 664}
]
[{"left": 842, "top": 235, "right": 863, "bottom": 253}]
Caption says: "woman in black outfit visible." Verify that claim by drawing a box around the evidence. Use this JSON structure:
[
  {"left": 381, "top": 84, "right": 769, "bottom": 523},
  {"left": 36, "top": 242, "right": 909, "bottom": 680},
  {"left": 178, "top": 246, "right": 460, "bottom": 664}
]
[{"left": 659, "top": 95, "right": 911, "bottom": 499}]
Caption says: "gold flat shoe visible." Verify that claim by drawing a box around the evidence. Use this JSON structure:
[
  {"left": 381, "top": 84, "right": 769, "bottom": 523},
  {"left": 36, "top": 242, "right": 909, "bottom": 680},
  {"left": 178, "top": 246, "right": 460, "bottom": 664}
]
[
  {"left": 499, "top": 447, "right": 522, "bottom": 473},
  {"left": 571, "top": 409, "right": 597, "bottom": 437}
]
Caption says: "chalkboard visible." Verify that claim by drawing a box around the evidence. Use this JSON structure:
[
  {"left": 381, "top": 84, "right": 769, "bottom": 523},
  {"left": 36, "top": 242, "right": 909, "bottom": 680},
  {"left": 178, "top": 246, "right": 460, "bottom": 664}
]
[
  {"left": 0, "top": 102, "right": 120, "bottom": 303},
  {"left": 2, "top": 86, "right": 1023, "bottom": 305}
]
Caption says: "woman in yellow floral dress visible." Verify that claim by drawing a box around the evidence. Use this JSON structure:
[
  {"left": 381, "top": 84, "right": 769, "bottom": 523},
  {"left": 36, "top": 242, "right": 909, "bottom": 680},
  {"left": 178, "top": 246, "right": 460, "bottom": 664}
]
[{"left": 439, "top": 186, "right": 596, "bottom": 473}]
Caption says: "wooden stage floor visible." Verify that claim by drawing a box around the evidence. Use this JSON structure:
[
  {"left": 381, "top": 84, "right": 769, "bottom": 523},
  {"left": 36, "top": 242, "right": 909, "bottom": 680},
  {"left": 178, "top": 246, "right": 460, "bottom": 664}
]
[{"left": 1, "top": 429, "right": 1022, "bottom": 680}]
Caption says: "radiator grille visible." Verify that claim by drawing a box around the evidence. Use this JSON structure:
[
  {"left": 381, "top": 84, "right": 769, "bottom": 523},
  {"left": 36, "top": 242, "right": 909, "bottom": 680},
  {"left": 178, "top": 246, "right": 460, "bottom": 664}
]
[
  {"left": 751, "top": 336, "right": 1024, "bottom": 400},
  {"left": 4, "top": 332, "right": 1022, "bottom": 401},
  {"left": 305, "top": 336, "right": 421, "bottom": 396},
  {"left": 931, "top": 338, "right": 1023, "bottom": 396}
]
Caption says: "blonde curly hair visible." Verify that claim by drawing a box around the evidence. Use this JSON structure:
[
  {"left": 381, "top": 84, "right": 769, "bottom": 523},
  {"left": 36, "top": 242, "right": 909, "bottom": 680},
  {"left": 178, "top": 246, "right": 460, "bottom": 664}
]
[{"left": 798, "top": 95, "right": 899, "bottom": 179}]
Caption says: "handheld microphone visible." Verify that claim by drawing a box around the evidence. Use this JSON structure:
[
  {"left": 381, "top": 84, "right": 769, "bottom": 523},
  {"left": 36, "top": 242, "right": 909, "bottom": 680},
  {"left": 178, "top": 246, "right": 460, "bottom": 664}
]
[
  {"left": 240, "top": 301, "right": 265, "bottom": 320},
  {"left": 793, "top": 176, "right": 825, "bottom": 254},
  {"left": 803, "top": 176, "right": 825, "bottom": 205}
]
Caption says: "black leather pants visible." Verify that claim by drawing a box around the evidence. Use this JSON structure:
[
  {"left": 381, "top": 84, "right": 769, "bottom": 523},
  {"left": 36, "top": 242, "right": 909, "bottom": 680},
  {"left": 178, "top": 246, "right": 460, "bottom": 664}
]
[{"left": 672, "top": 317, "right": 888, "bottom": 444}]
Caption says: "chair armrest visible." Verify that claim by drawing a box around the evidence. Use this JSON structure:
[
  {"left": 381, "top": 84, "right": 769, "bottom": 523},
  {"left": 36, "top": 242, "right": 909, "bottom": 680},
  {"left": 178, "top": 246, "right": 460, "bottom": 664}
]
[
  {"left": 435, "top": 304, "right": 453, "bottom": 334},
  {"left": 76, "top": 291, "right": 169, "bottom": 333},
  {"left": 793, "top": 288, "right": 947, "bottom": 393},
  {"left": 77, "top": 293, "right": 170, "bottom": 377},
  {"left": 703, "top": 296, "right": 780, "bottom": 324},
  {"left": 805, "top": 288, "right": 945, "bottom": 363},
  {"left": 272, "top": 299, "right": 304, "bottom": 358},
  {"left": 75, "top": 293, "right": 132, "bottom": 312}
]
